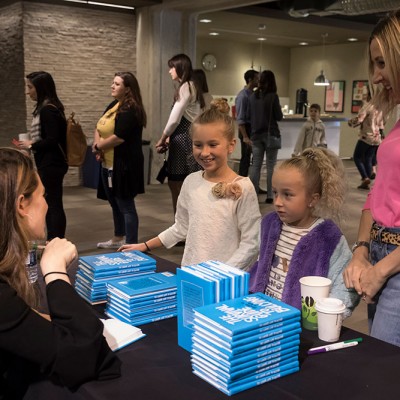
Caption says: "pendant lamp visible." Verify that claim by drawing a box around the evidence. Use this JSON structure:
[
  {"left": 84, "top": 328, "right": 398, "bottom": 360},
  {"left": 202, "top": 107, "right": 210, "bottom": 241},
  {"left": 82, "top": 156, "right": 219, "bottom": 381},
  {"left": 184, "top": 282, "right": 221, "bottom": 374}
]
[{"left": 314, "top": 34, "right": 329, "bottom": 86}]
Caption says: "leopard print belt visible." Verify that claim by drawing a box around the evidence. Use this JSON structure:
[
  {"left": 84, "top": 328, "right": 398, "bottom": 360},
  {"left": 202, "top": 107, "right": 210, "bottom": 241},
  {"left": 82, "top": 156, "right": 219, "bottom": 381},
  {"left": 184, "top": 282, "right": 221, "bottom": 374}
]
[{"left": 370, "top": 224, "right": 400, "bottom": 246}]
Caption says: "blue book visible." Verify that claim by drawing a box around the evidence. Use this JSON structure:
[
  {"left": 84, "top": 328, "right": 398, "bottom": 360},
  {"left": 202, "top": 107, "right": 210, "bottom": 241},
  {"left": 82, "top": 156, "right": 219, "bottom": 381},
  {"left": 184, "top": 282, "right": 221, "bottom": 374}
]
[
  {"left": 105, "top": 307, "right": 177, "bottom": 326},
  {"left": 188, "top": 264, "right": 229, "bottom": 301},
  {"left": 107, "top": 299, "right": 177, "bottom": 318},
  {"left": 192, "top": 332, "right": 300, "bottom": 360},
  {"left": 107, "top": 272, "right": 177, "bottom": 298},
  {"left": 107, "top": 287, "right": 177, "bottom": 305},
  {"left": 193, "top": 362, "right": 299, "bottom": 396},
  {"left": 193, "top": 293, "right": 301, "bottom": 337},
  {"left": 192, "top": 335, "right": 300, "bottom": 364},
  {"left": 193, "top": 355, "right": 299, "bottom": 384},
  {"left": 79, "top": 263, "right": 156, "bottom": 279},
  {"left": 203, "top": 260, "right": 249, "bottom": 297},
  {"left": 176, "top": 268, "right": 216, "bottom": 352},
  {"left": 79, "top": 250, "right": 156, "bottom": 273},
  {"left": 193, "top": 321, "right": 301, "bottom": 353},
  {"left": 192, "top": 348, "right": 298, "bottom": 376},
  {"left": 193, "top": 315, "right": 300, "bottom": 345},
  {"left": 192, "top": 342, "right": 298, "bottom": 371},
  {"left": 107, "top": 293, "right": 176, "bottom": 311}
]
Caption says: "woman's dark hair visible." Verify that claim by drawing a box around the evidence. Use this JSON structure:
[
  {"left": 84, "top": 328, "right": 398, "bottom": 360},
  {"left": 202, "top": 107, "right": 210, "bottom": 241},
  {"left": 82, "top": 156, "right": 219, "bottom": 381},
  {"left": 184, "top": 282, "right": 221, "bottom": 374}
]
[
  {"left": 168, "top": 54, "right": 195, "bottom": 101},
  {"left": 255, "top": 70, "right": 278, "bottom": 98},
  {"left": 26, "top": 71, "right": 65, "bottom": 117},
  {"left": 192, "top": 69, "right": 209, "bottom": 109},
  {"left": 114, "top": 72, "right": 147, "bottom": 127}
]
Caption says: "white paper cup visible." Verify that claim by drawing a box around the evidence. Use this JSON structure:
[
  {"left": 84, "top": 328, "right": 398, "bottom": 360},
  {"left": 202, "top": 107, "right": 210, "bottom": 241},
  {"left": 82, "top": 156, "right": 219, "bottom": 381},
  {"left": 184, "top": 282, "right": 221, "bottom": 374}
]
[
  {"left": 315, "top": 298, "right": 346, "bottom": 342},
  {"left": 299, "top": 276, "right": 331, "bottom": 330},
  {"left": 18, "top": 133, "right": 31, "bottom": 141}
]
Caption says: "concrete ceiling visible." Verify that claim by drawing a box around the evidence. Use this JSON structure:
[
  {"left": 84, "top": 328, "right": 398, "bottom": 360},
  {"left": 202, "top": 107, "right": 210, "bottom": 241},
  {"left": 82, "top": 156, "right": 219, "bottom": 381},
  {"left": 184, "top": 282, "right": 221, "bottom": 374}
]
[{"left": 32, "top": 0, "right": 398, "bottom": 48}]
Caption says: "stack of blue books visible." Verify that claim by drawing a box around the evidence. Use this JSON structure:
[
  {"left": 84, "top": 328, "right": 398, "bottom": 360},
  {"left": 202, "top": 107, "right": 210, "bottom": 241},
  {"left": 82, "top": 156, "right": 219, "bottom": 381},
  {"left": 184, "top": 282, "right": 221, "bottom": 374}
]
[
  {"left": 191, "top": 293, "right": 301, "bottom": 396},
  {"left": 105, "top": 272, "right": 178, "bottom": 326},
  {"left": 75, "top": 251, "right": 156, "bottom": 304},
  {"left": 176, "top": 260, "right": 249, "bottom": 352}
]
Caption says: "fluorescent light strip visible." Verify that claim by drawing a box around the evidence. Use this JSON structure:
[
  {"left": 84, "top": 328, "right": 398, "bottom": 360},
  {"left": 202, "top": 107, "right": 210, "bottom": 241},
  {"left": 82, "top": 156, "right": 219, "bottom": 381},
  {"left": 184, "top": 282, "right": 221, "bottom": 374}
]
[{"left": 62, "top": 0, "right": 134, "bottom": 10}]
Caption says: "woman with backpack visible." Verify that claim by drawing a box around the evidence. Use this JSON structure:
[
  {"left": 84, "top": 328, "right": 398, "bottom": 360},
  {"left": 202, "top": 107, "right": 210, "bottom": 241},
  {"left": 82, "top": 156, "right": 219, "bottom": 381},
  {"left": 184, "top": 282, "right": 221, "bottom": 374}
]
[{"left": 16, "top": 71, "right": 68, "bottom": 240}]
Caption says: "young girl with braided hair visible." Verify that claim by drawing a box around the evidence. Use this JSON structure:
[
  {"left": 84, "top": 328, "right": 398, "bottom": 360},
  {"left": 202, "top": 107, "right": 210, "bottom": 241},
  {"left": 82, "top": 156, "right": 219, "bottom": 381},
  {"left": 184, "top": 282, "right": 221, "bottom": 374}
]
[{"left": 249, "top": 147, "right": 359, "bottom": 317}]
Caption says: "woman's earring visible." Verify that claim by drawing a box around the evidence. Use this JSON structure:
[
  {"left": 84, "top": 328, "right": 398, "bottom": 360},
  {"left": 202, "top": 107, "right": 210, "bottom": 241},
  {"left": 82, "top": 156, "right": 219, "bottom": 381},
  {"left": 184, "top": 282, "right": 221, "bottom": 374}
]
[{"left": 308, "top": 203, "right": 313, "bottom": 208}]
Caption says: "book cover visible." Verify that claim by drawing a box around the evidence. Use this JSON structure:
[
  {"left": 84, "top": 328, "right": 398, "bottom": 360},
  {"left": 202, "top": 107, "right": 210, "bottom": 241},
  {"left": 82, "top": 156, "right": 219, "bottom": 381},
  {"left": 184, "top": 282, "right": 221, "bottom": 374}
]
[
  {"left": 107, "top": 272, "right": 177, "bottom": 298},
  {"left": 176, "top": 268, "right": 216, "bottom": 352},
  {"left": 79, "top": 250, "right": 156, "bottom": 272},
  {"left": 100, "top": 318, "right": 146, "bottom": 351},
  {"left": 105, "top": 307, "right": 177, "bottom": 326},
  {"left": 193, "top": 293, "right": 301, "bottom": 337}
]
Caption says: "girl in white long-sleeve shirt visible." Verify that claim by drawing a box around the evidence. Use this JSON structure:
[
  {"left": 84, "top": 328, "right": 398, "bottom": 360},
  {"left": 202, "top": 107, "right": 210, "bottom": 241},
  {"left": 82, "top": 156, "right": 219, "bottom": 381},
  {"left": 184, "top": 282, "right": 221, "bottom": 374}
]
[{"left": 121, "top": 99, "right": 261, "bottom": 270}]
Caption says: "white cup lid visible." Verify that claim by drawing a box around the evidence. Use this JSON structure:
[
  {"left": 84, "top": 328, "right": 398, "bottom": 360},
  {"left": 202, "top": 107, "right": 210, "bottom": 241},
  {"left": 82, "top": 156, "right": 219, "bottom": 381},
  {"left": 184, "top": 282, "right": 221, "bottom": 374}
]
[{"left": 315, "top": 298, "right": 346, "bottom": 314}]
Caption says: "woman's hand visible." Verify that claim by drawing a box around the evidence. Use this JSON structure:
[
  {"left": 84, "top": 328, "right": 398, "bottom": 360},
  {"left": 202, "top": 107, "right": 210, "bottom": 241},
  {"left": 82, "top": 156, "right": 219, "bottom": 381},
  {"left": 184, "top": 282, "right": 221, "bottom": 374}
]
[
  {"left": 118, "top": 243, "right": 143, "bottom": 252},
  {"left": 40, "top": 238, "right": 77, "bottom": 283},
  {"left": 343, "top": 252, "right": 371, "bottom": 295},
  {"left": 155, "top": 135, "right": 169, "bottom": 154},
  {"left": 15, "top": 139, "right": 33, "bottom": 149},
  {"left": 358, "top": 265, "right": 386, "bottom": 303}
]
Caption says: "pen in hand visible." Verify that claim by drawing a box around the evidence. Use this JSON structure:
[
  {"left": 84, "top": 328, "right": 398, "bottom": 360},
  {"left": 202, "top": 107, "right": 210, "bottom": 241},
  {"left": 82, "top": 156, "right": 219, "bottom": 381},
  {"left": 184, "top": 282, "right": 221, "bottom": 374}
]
[{"left": 307, "top": 338, "right": 363, "bottom": 355}]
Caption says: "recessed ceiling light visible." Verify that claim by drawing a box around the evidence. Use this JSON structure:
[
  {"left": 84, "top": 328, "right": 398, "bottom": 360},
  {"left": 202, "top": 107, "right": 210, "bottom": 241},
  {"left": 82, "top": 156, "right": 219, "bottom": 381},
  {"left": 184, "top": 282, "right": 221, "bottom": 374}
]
[
  {"left": 257, "top": 37, "right": 267, "bottom": 41},
  {"left": 299, "top": 42, "right": 309, "bottom": 46},
  {"left": 199, "top": 19, "right": 212, "bottom": 23},
  {"left": 209, "top": 32, "right": 220, "bottom": 36},
  {"left": 347, "top": 37, "right": 358, "bottom": 42},
  {"left": 62, "top": 0, "right": 134, "bottom": 9}
]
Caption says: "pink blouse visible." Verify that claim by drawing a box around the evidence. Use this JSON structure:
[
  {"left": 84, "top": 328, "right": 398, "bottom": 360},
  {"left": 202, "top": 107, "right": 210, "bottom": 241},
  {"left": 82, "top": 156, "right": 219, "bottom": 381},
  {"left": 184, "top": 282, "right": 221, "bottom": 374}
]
[{"left": 364, "top": 119, "right": 400, "bottom": 227}]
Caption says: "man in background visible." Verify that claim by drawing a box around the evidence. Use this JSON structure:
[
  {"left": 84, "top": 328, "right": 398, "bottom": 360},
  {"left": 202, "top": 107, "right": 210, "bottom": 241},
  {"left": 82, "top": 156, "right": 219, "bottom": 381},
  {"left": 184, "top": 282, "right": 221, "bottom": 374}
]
[{"left": 235, "top": 69, "right": 259, "bottom": 177}]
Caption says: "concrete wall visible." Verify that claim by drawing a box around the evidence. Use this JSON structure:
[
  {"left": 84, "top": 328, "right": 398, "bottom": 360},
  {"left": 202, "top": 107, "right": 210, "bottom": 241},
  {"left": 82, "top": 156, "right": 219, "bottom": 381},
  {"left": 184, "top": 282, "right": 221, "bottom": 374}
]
[
  {"left": 0, "top": 2, "right": 26, "bottom": 146},
  {"left": 0, "top": 1, "right": 136, "bottom": 184}
]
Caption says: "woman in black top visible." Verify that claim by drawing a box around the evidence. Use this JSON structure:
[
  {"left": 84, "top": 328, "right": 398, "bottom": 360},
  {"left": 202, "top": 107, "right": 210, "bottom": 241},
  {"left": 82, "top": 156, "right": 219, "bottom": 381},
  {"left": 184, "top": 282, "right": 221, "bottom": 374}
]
[
  {"left": 0, "top": 148, "right": 120, "bottom": 399},
  {"left": 248, "top": 70, "right": 283, "bottom": 203},
  {"left": 18, "top": 71, "right": 68, "bottom": 240},
  {"left": 93, "top": 72, "right": 147, "bottom": 249}
]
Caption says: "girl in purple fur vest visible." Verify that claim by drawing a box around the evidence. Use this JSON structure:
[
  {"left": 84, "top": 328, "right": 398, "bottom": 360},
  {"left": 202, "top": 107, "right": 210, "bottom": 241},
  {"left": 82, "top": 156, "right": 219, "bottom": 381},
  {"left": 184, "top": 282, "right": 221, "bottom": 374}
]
[{"left": 249, "top": 148, "right": 359, "bottom": 318}]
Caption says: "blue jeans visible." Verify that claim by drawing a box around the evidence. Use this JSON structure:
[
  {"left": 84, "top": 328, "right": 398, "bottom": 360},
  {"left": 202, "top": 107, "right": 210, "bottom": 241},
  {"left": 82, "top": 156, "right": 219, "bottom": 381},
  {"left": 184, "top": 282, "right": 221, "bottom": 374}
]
[
  {"left": 101, "top": 167, "right": 139, "bottom": 244},
  {"left": 369, "top": 224, "right": 400, "bottom": 346},
  {"left": 249, "top": 135, "right": 278, "bottom": 198},
  {"left": 353, "top": 140, "right": 375, "bottom": 180}
]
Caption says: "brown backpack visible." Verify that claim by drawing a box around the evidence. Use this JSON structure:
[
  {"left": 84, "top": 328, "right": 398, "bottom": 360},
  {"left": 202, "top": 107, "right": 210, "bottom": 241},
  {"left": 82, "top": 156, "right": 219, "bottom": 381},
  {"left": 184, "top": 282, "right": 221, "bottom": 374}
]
[{"left": 65, "top": 112, "right": 87, "bottom": 167}]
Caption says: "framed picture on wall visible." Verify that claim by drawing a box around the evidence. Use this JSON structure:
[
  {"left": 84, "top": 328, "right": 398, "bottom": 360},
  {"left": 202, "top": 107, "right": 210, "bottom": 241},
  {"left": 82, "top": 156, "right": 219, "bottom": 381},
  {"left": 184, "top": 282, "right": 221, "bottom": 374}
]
[
  {"left": 324, "top": 81, "right": 345, "bottom": 113},
  {"left": 351, "top": 80, "right": 369, "bottom": 113}
]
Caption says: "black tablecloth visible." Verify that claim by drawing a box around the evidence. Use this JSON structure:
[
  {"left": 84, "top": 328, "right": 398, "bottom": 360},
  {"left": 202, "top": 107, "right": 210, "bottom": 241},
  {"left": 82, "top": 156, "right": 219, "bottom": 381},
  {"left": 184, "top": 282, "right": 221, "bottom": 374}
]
[{"left": 25, "top": 254, "right": 400, "bottom": 400}]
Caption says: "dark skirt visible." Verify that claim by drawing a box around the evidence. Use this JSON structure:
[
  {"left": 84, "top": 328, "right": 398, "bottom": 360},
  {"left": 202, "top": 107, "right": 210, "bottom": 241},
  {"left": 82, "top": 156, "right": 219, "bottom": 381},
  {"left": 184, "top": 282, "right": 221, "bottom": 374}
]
[{"left": 167, "top": 116, "right": 201, "bottom": 181}]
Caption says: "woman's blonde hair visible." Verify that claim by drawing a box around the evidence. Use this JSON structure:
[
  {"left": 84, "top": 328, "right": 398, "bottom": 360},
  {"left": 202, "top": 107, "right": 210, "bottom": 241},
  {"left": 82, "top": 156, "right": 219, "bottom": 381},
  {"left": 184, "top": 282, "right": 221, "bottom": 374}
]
[
  {"left": 278, "top": 148, "right": 346, "bottom": 223},
  {"left": 191, "top": 98, "right": 235, "bottom": 140},
  {"left": 0, "top": 148, "right": 38, "bottom": 307},
  {"left": 369, "top": 10, "right": 400, "bottom": 116}
]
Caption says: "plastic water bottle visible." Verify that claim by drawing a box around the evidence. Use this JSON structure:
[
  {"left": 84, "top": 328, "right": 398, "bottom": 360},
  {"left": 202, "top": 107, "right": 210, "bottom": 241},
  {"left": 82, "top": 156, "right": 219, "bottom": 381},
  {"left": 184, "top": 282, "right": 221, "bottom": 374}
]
[{"left": 26, "top": 241, "right": 38, "bottom": 284}]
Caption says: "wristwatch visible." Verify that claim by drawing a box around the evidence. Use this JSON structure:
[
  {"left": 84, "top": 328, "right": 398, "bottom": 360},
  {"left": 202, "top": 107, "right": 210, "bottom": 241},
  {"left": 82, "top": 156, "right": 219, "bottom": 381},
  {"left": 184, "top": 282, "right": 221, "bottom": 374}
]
[{"left": 351, "top": 241, "right": 370, "bottom": 253}]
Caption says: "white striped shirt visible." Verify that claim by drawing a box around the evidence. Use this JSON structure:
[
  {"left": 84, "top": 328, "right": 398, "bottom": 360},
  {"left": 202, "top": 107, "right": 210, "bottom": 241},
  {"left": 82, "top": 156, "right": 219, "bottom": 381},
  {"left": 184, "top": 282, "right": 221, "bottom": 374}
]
[{"left": 265, "top": 218, "right": 323, "bottom": 300}]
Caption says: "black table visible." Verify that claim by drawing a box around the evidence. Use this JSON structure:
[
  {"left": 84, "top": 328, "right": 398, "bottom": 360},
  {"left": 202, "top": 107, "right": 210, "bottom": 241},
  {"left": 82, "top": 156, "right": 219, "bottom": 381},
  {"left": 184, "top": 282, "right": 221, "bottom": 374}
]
[{"left": 25, "top": 255, "right": 400, "bottom": 400}]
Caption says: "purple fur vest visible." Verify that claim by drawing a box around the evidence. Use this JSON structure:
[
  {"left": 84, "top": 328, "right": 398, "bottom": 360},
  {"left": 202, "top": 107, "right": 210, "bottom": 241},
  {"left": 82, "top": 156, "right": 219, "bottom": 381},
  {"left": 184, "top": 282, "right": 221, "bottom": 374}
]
[{"left": 249, "top": 212, "right": 342, "bottom": 310}]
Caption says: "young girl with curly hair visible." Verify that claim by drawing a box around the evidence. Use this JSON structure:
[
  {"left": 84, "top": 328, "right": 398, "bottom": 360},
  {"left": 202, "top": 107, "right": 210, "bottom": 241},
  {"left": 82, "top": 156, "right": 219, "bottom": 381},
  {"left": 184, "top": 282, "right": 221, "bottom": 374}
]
[
  {"left": 120, "top": 99, "right": 261, "bottom": 270},
  {"left": 249, "top": 148, "right": 359, "bottom": 317}
]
